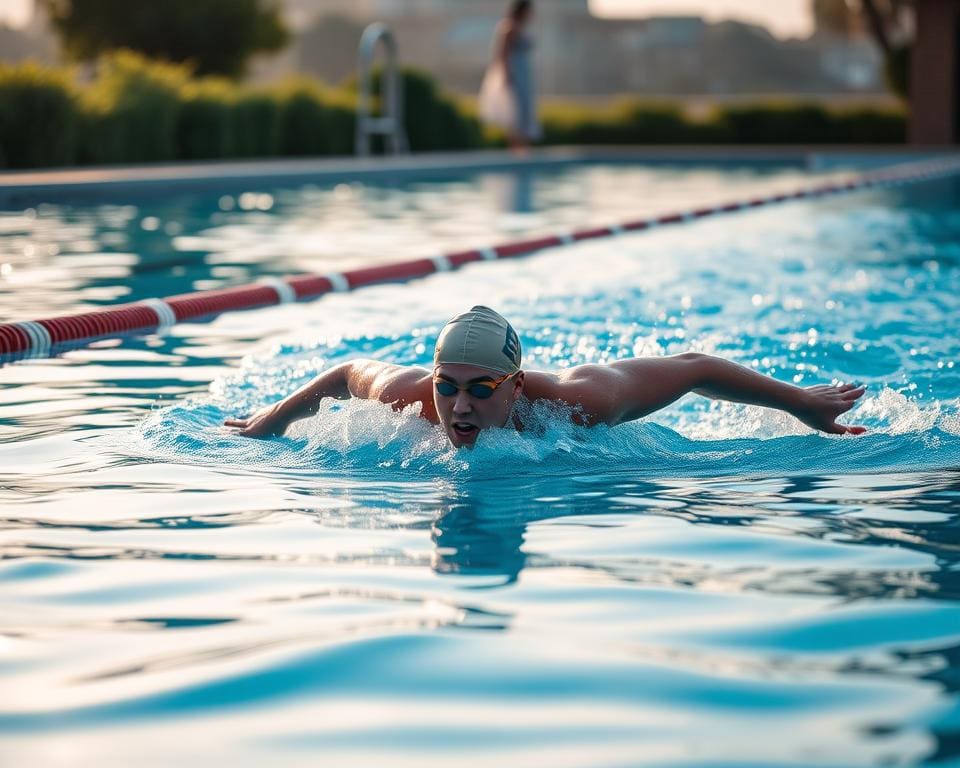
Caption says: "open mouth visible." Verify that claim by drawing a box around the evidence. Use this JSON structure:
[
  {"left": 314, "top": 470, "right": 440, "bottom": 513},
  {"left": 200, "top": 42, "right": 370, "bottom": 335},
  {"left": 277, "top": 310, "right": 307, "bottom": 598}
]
[{"left": 452, "top": 422, "right": 479, "bottom": 440}]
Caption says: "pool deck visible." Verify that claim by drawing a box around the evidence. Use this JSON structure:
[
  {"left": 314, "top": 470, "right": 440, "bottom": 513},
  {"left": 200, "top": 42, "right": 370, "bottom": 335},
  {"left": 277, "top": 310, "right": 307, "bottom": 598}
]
[{"left": 1, "top": 146, "right": 955, "bottom": 206}]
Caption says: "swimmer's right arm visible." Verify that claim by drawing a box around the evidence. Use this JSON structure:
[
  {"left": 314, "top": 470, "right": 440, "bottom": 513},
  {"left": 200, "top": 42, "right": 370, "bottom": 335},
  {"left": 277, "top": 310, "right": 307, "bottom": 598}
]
[{"left": 224, "top": 359, "right": 400, "bottom": 438}]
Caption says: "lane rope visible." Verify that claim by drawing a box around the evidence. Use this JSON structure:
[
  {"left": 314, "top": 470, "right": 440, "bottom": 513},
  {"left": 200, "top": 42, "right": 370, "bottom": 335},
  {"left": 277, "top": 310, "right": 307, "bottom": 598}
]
[
  {"left": 259, "top": 278, "right": 297, "bottom": 305},
  {"left": 324, "top": 273, "right": 350, "bottom": 293},
  {"left": 140, "top": 298, "right": 178, "bottom": 330},
  {"left": 14, "top": 321, "right": 51, "bottom": 358},
  {"left": 2, "top": 155, "right": 959, "bottom": 360}
]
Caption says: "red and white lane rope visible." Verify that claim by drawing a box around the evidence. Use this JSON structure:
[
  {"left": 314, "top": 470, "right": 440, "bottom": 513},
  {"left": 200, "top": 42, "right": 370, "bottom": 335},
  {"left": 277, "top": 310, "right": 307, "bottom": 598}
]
[{"left": 2, "top": 155, "right": 959, "bottom": 360}]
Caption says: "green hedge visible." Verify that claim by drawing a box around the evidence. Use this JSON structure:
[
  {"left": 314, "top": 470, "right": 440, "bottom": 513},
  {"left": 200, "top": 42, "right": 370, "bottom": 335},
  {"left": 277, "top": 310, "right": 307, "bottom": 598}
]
[
  {"left": 276, "top": 78, "right": 354, "bottom": 156},
  {"left": 541, "top": 101, "right": 712, "bottom": 144},
  {"left": 540, "top": 99, "right": 905, "bottom": 146},
  {"left": 178, "top": 79, "right": 236, "bottom": 160},
  {"left": 394, "top": 69, "right": 483, "bottom": 151},
  {"left": 0, "top": 52, "right": 907, "bottom": 170},
  {"left": 347, "top": 67, "right": 483, "bottom": 152},
  {"left": 232, "top": 89, "right": 282, "bottom": 158},
  {"left": 0, "top": 53, "right": 480, "bottom": 168},
  {"left": 0, "top": 62, "right": 78, "bottom": 168}
]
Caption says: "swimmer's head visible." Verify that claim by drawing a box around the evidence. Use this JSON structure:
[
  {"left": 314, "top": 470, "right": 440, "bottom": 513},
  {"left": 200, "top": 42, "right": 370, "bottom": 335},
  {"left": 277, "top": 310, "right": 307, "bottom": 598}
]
[
  {"left": 432, "top": 306, "right": 524, "bottom": 448},
  {"left": 434, "top": 305, "right": 521, "bottom": 375}
]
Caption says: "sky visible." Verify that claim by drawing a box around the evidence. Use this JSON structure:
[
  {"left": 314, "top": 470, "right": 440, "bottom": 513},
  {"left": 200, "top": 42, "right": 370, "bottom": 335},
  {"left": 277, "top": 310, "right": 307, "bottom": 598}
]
[
  {"left": 590, "top": 0, "right": 813, "bottom": 39},
  {"left": 0, "top": 0, "right": 815, "bottom": 40},
  {"left": 0, "top": 0, "right": 28, "bottom": 27}
]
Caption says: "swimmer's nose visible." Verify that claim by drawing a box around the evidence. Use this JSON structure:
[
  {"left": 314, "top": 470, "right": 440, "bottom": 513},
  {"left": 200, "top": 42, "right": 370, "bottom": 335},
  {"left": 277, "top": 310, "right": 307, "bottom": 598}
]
[{"left": 452, "top": 390, "right": 473, "bottom": 414}]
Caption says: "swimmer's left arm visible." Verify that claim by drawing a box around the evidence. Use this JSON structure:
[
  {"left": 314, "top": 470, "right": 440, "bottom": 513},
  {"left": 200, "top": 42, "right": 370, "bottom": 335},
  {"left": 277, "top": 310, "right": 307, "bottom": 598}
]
[{"left": 561, "top": 353, "right": 865, "bottom": 434}]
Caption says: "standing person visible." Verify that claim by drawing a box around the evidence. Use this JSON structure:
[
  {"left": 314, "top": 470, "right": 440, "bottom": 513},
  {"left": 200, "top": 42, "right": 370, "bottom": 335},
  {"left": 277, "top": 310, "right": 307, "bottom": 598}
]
[{"left": 479, "top": 0, "right": 540, "bottom": 152}]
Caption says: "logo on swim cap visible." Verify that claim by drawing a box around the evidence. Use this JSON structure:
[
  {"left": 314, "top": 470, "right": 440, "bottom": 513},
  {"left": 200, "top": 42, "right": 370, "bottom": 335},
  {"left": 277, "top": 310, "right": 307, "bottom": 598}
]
[
  {"left": 434, "top": 306, "right": 522, "bottom": 375},
  {"left": 502, "top": 322, "right": 520, "bottom": 368}
]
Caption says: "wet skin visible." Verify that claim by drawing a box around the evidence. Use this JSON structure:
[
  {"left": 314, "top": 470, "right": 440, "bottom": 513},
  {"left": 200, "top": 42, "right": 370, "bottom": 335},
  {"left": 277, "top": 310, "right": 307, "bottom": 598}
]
[
  {"left": 432, "top": 364, "right": 525, "bottom": 448},
  {"left": 224, "top": 353, "right": 867, "bottom": 446}
]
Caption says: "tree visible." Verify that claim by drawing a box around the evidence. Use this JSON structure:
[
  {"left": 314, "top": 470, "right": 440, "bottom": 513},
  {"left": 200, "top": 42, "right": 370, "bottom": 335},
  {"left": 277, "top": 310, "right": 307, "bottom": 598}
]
[
  {"left": 812, "top": 0, "right": 857, "bottom": 37},
  {"left": 42, "top": 0, "right": 289, "bottom": 78},
  {"left": 851, "top": 0, "right": 913, "bottom": 97}
]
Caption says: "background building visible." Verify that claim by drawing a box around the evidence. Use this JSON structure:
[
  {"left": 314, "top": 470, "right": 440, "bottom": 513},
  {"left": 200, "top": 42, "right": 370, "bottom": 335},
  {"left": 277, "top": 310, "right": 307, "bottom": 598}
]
[
  {"left": 285, "top": 0, "right": 886, "bottom": 98},
  {"left": 2, "top": 0, "right": 889, "bottom": 102}
]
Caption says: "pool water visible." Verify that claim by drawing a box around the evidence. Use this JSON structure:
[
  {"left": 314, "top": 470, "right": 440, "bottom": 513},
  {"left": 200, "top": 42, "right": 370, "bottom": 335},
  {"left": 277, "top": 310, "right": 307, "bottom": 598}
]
[{"left": 2, "top": 162, "right": 960, "bottom": 767}]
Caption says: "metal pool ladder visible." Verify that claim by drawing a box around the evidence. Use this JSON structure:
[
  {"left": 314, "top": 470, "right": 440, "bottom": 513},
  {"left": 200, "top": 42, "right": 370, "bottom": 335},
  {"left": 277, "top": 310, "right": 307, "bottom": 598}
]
[{"left": 355, "top": 22, "right": 409, "bottom": 156}]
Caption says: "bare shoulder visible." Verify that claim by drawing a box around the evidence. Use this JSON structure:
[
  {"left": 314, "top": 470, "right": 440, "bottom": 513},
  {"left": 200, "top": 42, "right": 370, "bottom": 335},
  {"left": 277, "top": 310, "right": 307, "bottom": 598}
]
[
  {"left": 346, "top": 360, "right": 436, "bottom": 420},
  {"left": 525, "top": 363, "right": 639, "bottom": 396},
  {"left": 522, "top": 365, "right": 626, "bottom": 425},
  {"left": 522, "top": 356, "right": 703, "bottom": 425}
]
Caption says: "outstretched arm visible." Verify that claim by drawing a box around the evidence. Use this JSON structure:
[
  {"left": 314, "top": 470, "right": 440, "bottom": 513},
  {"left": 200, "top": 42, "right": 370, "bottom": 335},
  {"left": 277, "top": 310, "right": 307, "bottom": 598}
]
[
  {"left": 224, "top": 359, "right": 417, "bottom": 438},
  {"left": 687, "top": 354, "right": 866, "bottom": 434},
  {"left": 554, "top": 353, "right": 866, "bottom": 434}
]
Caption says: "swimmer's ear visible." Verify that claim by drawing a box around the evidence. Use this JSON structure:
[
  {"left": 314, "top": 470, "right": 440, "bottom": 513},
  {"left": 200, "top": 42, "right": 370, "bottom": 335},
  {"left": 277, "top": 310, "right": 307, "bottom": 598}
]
[{"left": 512, "top": 370, "right": 525, "bottom": 399}]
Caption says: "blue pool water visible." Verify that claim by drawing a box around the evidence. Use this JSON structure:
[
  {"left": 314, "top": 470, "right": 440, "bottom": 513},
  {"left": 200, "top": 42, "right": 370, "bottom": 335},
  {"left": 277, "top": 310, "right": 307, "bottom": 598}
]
[{"left": 2, "top": 160, "right": 960, "bottom": 766}]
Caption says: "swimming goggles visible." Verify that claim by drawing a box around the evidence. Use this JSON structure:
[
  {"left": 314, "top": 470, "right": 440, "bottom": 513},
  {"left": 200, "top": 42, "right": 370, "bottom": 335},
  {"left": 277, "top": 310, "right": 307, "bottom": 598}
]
[{"left": 433, "top": 371, "right": 517, "bottom": 400}]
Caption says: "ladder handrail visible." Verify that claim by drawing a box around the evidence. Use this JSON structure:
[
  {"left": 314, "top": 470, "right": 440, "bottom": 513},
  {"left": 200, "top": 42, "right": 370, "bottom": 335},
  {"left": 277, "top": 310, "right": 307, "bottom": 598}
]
[{"left": 355, "top": 23, "right": 409, "bottom": 156}]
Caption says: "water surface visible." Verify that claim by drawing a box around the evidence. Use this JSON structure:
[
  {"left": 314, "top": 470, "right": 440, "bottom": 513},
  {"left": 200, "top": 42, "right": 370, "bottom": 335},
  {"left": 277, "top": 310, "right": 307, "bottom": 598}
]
[{"left": 2, "top": 163, "right": 959, "bottom": 767}]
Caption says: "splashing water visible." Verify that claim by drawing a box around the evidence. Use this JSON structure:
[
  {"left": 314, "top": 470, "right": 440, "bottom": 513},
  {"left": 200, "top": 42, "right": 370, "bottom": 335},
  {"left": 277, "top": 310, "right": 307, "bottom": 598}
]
[{"left": 133, "top": 183, "right": 960, "bottom": 480}]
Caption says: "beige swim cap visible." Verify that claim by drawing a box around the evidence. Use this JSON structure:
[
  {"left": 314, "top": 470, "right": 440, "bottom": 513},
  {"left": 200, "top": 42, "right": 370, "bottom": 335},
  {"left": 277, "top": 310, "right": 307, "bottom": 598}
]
[{"left": 434, "top": 305, "right": 522, "bottom": 375}]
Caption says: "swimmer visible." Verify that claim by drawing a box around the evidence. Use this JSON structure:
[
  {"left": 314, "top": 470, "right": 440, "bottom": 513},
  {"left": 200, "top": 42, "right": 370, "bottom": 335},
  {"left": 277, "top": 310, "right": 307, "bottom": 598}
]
[{"left": 225, "top": 305, "right": 866, "bottom": 446}]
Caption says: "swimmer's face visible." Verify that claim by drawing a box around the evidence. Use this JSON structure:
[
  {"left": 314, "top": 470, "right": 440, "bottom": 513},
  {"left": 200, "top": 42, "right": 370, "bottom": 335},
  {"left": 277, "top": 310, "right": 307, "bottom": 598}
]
[{"left": 433, "top": 363, "right": 524, "bottom": 448}]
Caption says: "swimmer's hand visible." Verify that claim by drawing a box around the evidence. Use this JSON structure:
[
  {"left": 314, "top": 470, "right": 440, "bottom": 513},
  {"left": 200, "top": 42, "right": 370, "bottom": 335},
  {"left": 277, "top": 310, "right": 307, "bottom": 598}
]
[
  {"left": 224, "top": 402, "right": 291, "bottom": 439},
  {"left": 793, "top": 383, "right": 867, "bottom": 435}
]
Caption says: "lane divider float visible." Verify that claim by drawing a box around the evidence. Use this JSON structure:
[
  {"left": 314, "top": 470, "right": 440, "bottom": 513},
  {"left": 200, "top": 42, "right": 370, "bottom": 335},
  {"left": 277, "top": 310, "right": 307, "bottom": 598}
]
[{"left": 2, "top": 155, "right": 959, "bottom": 361}]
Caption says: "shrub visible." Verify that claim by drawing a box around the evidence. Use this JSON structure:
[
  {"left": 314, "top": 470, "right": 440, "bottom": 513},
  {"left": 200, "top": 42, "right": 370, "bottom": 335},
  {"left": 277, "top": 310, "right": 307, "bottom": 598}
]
[
  {"left": 319, "top": 87, "right": 357, "bottom": 155},
  {"left": 399, "top": 68, "right": 478, "bottom": 151},
  {"left": 835, "top": 107, "right": 906, "bottom": 143},
  {"left": 0, "top": 62, "right": 78, "bottom": 169},
  {"left": 542, "top": 100, "right": 710, "bottom": 145},
  {"left": 177, "top": 78, "right": 235, "bottom": 160},
  {"left": 276, "top": 77, "right": 351, "bottom": 156},
  {"left": 232, "top": 89, "right": 282, "bottom": 157},
  {"left": 712, "top": 101, "right": 908, "bottom": 144},
  {"left": 0, "top": 57, "right": 910, "bottom": 169},
  {"left": 716, "top": 102, "right": 836, "bottom": 143},
  {"left": 357, "top": 67, "right": 483, "bottom": 152},
  {"left": 80, "top": 50, "right": 187, "bottom": 164}
]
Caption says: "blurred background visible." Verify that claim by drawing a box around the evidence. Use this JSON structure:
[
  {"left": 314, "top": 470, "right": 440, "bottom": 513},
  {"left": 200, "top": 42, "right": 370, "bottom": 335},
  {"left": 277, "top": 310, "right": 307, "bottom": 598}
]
[
  {"left": 0, "top": 0, "right": 904, "bottom": 99},
  {"left": 0, "top": 0, "right": 954, "bottom": 170}
]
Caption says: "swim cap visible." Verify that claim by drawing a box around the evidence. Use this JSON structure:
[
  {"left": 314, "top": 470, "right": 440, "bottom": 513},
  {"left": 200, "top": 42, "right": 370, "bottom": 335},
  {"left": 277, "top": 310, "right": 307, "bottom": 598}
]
[{"left": 434, "top": 305, "right": 522, "bottom": 375}]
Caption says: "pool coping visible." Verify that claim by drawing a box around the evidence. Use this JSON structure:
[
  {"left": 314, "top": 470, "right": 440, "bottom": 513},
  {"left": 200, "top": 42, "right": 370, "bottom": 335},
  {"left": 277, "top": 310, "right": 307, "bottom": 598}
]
[{"left": 2, "top": 145, "right": 956, "bottom": 206}]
